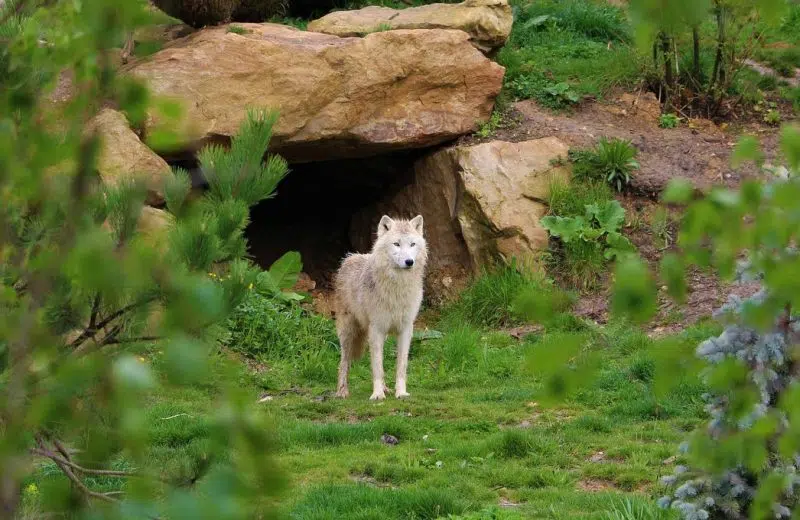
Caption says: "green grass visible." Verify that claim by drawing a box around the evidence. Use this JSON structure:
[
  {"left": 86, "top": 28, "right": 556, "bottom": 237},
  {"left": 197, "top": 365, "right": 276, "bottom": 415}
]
[
  {"left": 498, "top": 0, "right": 645, "bottom": 109},
  {"left": 23, "top": 269, "right": 713, "bottom": 519},
  {"left": 227, "top": 24, "right": 249, "bottom": 35},
  {"left": 753, "top": 4, "right": 800, "bottom": 77}
]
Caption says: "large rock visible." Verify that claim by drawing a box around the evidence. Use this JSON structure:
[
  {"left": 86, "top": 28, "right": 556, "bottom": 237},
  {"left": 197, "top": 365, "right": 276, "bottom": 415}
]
[
  {"left": 89, "top": 109, "right": 171, "bottom": 206},
  {"left": 126, "top": 23, "right": 504, "bottom": 162},
  {"left": 307, "top": 0, "right": 512, "bottom": 54},
  {"left": 351, "top": 137, "right": 570, "bottom": 300}
]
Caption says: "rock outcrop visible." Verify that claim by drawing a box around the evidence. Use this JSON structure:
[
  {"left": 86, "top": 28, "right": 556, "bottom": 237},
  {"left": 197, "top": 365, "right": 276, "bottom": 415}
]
[
  {"left": 126, "top": 23, "right": 504, "bottom": 162},
  {"left": 352, "top": 137, "right": 570, "bottom": 299},
  {"left": 89, "top": 108, "right": 171, "bottom": 206},
  {"left": 307, "top": 0, "right": 512, "bottom": 54}
]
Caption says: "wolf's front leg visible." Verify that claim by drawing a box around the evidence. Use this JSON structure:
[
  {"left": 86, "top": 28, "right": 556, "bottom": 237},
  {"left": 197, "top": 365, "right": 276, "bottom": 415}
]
[
  {"left": 395, "top": 324, "right": 413, "bottom": 399},
  {"left": 368, "top": 327, "right": 387, "bottom": 400}
]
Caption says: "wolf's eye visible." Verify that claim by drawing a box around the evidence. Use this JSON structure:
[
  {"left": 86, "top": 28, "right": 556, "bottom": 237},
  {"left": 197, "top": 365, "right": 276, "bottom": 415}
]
[
  {"left": 393, "top": 242, "right": 400, "bottom": 247},
  {"left": 410, "top": 243, "right": 416, "bottom": 247}
]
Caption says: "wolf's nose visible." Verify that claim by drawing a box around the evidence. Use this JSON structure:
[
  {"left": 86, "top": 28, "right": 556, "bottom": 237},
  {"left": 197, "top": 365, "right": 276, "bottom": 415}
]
[{"left": 405, "top": 259, "right": 414, "bottom": 267}]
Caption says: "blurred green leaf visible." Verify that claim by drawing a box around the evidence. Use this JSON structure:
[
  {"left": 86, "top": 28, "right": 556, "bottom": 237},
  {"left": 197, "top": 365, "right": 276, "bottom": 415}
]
[{"left": 611, "top": 256, "right": 657, "bottom": 323}]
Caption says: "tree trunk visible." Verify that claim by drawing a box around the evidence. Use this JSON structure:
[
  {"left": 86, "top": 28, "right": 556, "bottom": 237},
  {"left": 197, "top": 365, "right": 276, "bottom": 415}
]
[
  {"left": 661, "top": 32, "right": 673, "bottom": 111},
  {"left": 692, "top": 26, "right": 701, "bottom": 81},
  {"left": 709, "top": 2, "right": 726, "bottom": 95}
]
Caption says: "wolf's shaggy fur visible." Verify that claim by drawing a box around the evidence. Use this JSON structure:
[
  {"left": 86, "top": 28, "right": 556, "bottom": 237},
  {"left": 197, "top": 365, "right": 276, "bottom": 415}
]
[{"left": 334, "top": 215, "right": 427, "bottom": 400}]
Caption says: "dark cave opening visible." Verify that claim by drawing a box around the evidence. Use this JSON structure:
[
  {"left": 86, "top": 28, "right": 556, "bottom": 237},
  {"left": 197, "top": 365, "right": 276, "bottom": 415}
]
[{"left": 243, "top": 151, "right": 423, "bottom": 287}]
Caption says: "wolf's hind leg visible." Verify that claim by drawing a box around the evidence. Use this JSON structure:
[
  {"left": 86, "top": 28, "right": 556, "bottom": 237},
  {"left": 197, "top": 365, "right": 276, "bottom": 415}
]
[{"left": 336, "top": 315, "right": 365, "bottom": 398}]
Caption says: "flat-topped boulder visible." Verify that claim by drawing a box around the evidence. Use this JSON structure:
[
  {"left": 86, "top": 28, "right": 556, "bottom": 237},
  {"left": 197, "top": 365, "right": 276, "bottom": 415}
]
[
  {"left": 307, "top": 0, "right": 512, "bottom": 54},
  {"left": 125, "top": 23, "right": 504, "bottom": 162}
]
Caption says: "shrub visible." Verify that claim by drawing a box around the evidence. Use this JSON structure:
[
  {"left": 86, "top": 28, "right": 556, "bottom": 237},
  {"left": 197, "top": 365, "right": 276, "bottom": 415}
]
[
  {"left": 659, "top": 113, "right": 681, "bottom": 129},
  {"left": 542, "top": 200, "right": 636, "bottom": 262},
  {"left": 596, "top": 138, "right": 640, "bottom": 192},
  {"left": 224, "top": 291, "right": 337, "bottom": 361},
  {"left": 570, "top": 138, "right": 639, "bottom": 192},
  {"left": 544, "top": 179, "right": 622, "bottom": 289},
  {"left": 544, "top": 81, "right": 581, "bottom": 106},
  {"left": 658, "top": 265, "right": 800, "bottom": 519}
]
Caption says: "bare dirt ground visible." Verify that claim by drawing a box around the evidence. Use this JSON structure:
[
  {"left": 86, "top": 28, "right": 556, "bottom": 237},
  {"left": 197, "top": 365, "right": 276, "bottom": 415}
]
[{"left": 460, "top": 90, "right": 784, "bottom": 197}]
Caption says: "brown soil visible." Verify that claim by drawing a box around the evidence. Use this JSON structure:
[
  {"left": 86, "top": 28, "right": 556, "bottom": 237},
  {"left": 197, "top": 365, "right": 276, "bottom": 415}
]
[{"left": 461, "top": 91, "right": 781, "bottom": 196}]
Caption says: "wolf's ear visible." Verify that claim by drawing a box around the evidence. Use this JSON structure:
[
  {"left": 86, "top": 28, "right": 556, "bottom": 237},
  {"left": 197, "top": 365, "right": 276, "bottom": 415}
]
[
  {"left": 377, "top": 215, "right": 394, "bottom": 236},
  {"left": 410, "top": 215, "right": 424, "bottom": 234}
]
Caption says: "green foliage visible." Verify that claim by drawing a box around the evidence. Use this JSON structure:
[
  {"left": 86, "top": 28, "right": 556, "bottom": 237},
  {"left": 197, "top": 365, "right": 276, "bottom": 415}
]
[
  {"left": 258, "top": 251, "right": 304, "bottom": 302},
  {"left": 630, "top": 0, "right": 791, "bottom": 113},
  {"left": 658, "top": 113, "right": 681, "bottom": 128},
  {"left": 544, "top": 179, "right": 620, "bottom": 289},
  {"left": 224, "top": 290, "right": 337, "bottom": 370},
  {"left": 200, "top": 109, "right": 289, "bottom": 207},
  {"left": 165, "top": 166, "right": 193, "bottom": 216},
  {"left": 764, "top": 107, "right": 782, "bottom": 125},
  {"left": 611, "top": 256, "right": 657, "bottom": 324},
  {"left": 498, "top": 0, "right": 643, "bottom": 108},
  {"left": 544, "top": 81, "right": 581, "bottom": 106},
  {"left": 475, "top": 110, "right": 509, "bottom": 139},
  {"left": 0, "top": 0, "right": 293, "bottom": 515},
  {"left": 579, "top": 116, "right": 800, "bottom": 519},
  {"left": 440, "top": 266, "right": 532, "bottom": 328},
  {"left": 571, "top": 138, "right": 640, "bottom": 192},
  {"left": 444, "top": 506, "right": 523, "bottom": 520},
  {"left": 548, "top": 177, "right": 614, "bottom": 218},
  {"left": 228, "top": 24, "right": 248, "bottom": 34},
  {"left": 542, "top": 200, "right": 636, "bottom": 262}
]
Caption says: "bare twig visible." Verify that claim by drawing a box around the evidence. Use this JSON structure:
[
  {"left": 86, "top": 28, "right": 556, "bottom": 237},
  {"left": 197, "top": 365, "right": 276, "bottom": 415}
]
[
  {"left": 30, "top": 448, "right": 134, "bottom": 477},
  {"left": 160, "top": 413, "right": 192, "bottom": 420},
  {"left": 51, "top": 457, "right": 120, "bottom": 504},
  {"left": 69, "top": 298, "right": 153, "bottom": 351},
  {"left": 120, "top": 32, "right": 134, "bottom": 64}
]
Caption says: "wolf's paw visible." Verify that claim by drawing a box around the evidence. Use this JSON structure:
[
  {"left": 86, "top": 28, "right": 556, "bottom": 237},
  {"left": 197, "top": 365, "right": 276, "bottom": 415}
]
[
  {"left": 369, "top": 390, "right": 386, "bottom": 401},
  {"left": 335, "top": 387, "right": 349, "bottom": 399},
  {"left": 395, "top": 391, "right": 411, "bottom": 399}
]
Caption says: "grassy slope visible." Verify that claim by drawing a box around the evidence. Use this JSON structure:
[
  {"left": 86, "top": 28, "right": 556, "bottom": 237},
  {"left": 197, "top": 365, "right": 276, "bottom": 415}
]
[{"left": 24, "top": 272, "right": 719, "bottom": 519}]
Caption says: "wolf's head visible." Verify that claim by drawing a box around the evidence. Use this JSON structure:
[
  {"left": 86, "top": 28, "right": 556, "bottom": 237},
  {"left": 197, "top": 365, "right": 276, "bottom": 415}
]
[{"left": 372, "top": 215, "right": 428, "bottom": 271}]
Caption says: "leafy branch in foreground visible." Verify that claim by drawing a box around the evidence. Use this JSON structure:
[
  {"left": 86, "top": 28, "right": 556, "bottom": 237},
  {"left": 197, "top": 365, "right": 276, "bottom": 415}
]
[
  {"left": 526, "top": 124, "right": 800, "bottom": 519},
  {"left": 0, "top": 0, "right": 291, "bottom": 516},
  {"left": 614, "top": 127, "right": 800, "bottom": 519}
]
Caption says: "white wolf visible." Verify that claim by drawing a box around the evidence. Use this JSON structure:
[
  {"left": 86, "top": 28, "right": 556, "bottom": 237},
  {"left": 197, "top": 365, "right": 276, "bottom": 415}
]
[{"left": 333, "top": 215, "right": 428, "bottom": 400}]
